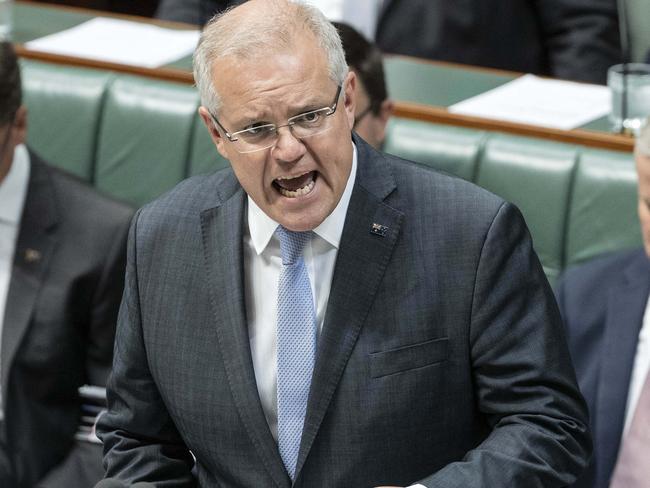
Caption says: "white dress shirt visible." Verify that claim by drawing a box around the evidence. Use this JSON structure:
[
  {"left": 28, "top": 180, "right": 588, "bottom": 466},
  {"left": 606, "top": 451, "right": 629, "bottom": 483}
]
[
  {"left": 623, "top": 291, "right": 650, "bottom": 434},
  {"left": 0, "top": 144, "right": 31, "bottom": 418},
  {"left": 244, "top": 147, "right": 357, "bottom": 440}
]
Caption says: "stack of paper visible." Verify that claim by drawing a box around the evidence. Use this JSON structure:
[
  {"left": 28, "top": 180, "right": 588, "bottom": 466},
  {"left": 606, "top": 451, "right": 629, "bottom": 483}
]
[
  {"left": 25, "top": 17, "right": 200, "bottom": 68},
  {"left": 449, "top": 74, "right": 611, "bottom": 130}
]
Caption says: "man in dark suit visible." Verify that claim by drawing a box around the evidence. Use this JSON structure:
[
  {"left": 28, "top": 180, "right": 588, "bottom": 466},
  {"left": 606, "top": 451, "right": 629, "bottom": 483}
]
[
  {"left": 157, "top": 0, "right": 620, "bottom": 85},
  {"left": 155, "top": 0, "right": 244, "bottom": 24},
  {"left": 0, "top": 41, "right": 132, "bottom": 487},
  {"left": 375, "top": 0, "right": 621, "bottom": 84},
  {"left": 555, "top": 121, "right": 650, "bottom": 488},
  {"left": 98, "top": 1, "right": 590, "bottom": 486}
]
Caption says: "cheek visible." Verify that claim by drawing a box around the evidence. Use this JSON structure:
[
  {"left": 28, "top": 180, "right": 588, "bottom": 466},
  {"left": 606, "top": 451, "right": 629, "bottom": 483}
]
[{"left": 229, "top": 160, "right": 263, "bottom": 195}]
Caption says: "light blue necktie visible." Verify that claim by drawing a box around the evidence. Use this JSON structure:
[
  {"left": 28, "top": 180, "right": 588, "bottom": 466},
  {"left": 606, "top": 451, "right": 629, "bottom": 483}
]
[{"left": 276, "top": 226, "right": 316, "bottom": 480}]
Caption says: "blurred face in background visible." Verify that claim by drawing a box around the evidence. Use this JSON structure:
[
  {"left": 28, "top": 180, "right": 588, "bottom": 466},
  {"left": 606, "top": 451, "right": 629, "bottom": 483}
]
[
  {"left": 0, "top": 106, "right": 26, "bottom": 184},
  {"left": 352, "top": 71, "right": 392, "bottom": 149}
]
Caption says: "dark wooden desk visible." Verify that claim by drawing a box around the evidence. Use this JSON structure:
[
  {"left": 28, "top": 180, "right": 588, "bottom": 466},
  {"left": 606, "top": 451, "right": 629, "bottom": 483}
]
[{"left": 13, "top": 1, "right": 633, "bottom": 152}]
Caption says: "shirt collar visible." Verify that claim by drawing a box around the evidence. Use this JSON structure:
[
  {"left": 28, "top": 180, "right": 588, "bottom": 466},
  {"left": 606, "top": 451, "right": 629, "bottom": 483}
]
[
  {"left": 0, "top": 144, "right": 30, "bottom": 225},
  {"left": 247, "top": 143, "right": 358, "bottom": 254}
]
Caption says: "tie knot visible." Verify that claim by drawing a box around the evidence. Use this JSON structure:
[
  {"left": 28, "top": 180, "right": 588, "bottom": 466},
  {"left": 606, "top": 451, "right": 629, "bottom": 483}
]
[{"left": 276, "top": 226, "right": 311, "bottom": 265}]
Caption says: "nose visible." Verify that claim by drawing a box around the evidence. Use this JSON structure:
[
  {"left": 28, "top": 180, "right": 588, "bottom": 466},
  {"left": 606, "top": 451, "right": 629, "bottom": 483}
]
[{"left": 272, "top": 125, "right": 305, "bottom": 163}]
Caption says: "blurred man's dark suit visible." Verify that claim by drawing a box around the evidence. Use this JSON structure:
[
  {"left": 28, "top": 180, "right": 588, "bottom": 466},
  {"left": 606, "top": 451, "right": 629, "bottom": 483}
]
[
  {"left": 156, "top": 0, "right": 620, "bottom": 84},
  {"left": 556, "top": 248, "right": 650, "bottom": 488},
  {"left": 0, "top": 151, "right": 132, "bottom": 487},
  {"left": 375, "top": 0, "right": 620, "bottom": 84}
]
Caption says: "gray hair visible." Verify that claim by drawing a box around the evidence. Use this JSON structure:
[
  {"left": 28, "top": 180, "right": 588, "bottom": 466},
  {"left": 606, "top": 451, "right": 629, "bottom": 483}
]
[{"left": 193, "top": 0, "right": 348, "bottom": 114}]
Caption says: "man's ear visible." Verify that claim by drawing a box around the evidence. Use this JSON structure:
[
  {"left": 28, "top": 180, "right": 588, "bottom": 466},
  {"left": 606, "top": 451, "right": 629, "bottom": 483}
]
[
  {"left": 343, "top": 70, "right": 357, "bottom": 129},
  {"left": 13, "top": 105, "right": 27, "bottom": 146},
  {"left": 198, "top": 106, "right": 229, "bottom": 161}
]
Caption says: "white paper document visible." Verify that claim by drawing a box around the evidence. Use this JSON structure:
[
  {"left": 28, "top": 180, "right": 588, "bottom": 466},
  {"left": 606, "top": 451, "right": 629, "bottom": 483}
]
[
  {"left": 25, "top": 17, "right": 200, "bottom": 68},
  {"left": 449, "top": 74, "right": 611, "bottom": 130}
]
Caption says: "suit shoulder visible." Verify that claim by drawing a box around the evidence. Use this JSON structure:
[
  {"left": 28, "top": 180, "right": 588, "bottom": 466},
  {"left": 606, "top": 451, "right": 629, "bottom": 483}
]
[
  {"left": 556, "top": 248, "right": 646, "bottom": 323},
  {"left": 137, "top": 167, "right": 237, "bottom": 225},
  {"left": 384, "top": 153, "right": 506, "bottom": 217},
  {"left": 560, "top": 248, "right": 646, "bottom": 290}
]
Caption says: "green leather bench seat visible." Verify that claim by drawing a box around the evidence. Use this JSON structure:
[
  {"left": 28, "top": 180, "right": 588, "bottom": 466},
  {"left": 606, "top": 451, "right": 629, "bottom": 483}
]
[
  {"left": 565, "top": 149, "right": 641, "bottom": 265},
  {"left": 94, "top": 76, "right": 201, "bottom": 205},
  {"left": 475, "top": 135, "right": 577, "bottom": 282},
  {"left": 22, "top": 62, "right": 113, "bottom": 181},
  {"left": 20, "top": 60, "right": 641, "bottom": 281},
  {"left": 384, "top": 119, "right": 483, "bottom": 181}
]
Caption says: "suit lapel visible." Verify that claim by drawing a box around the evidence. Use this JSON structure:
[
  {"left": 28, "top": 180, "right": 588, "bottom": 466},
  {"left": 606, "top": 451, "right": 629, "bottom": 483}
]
[
  {"left": 199, "top": 174, "right": 290, "bottom": 488},
  {"left": 295, "top": 140, "right": 403, "bottom": 479},
  {"left": 1, "top": 156, "right": 58, "bottom": 406},
  {"left": 594, "top": 250, "right": 650, "bottom": 486}
]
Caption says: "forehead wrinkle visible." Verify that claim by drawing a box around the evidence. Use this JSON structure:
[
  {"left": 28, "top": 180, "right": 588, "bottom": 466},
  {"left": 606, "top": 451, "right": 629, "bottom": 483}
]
[{"left": 216, "top": 51, "right": 332, "bottom": 123}]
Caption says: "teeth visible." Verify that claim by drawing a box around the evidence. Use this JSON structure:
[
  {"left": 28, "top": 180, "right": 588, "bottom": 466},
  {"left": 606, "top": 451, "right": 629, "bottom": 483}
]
[
  {"left": 276, "top": 171, "right": 310, "bottom": 181},
  {"left": 278, "top": 178, "right": 315, "bottom": 198}
]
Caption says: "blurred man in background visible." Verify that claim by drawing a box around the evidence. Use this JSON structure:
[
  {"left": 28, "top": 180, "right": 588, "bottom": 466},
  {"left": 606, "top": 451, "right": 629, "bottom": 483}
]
[
  {"left": 0, "top": 41, "right": 131, "bottom": 487},
  {"left": 157, "top": 0, "right": 620, "bottom": 84},
  {"left": 333, "top": 21, "right": 393, "bottom": 150},
  {"left": 556, "top": 120, "right": 650, "bottom": 488}
]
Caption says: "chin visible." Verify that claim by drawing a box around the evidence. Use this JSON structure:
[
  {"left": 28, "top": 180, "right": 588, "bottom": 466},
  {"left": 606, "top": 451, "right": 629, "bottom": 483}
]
[{"left": 275, "top": 209, "right": 328, "bottom": 232}]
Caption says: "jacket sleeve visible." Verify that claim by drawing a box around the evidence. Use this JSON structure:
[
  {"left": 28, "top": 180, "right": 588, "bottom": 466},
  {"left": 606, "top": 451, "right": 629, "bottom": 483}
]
[
  {"left": 419, "top": 202, "right": 592, "bottom": 487},
  {"left": 96, "top": 209, "right": 196, "bottom": 486},
  {"left": 85, "top": 209, "right": 132, "bottom": 387}
]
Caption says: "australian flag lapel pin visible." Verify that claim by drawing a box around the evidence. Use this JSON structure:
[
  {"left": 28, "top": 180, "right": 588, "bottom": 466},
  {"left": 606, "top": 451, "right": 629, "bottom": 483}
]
[{"left": 370, "top": 223, "right": 388, "bottom": 237}]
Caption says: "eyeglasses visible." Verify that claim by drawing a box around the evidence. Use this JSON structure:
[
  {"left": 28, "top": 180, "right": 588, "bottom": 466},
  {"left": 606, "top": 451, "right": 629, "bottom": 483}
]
[{"left": 209, "top": 85, "right": 342, "bottom": 154}]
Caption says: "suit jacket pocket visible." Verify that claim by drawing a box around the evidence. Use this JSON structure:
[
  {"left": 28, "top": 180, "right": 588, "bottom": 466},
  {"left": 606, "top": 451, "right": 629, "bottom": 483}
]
[{"left": 370, "top": 337, "right": 449, "bottom": 378}]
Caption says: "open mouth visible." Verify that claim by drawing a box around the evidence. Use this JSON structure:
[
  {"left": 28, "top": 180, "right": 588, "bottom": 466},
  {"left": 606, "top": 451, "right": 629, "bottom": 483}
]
[{"left": 273, "top": 171, "right": 317, "bottom": 198}]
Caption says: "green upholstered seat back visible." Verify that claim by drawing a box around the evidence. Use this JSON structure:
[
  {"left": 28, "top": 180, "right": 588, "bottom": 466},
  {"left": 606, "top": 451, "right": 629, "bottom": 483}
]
[
  {"left": 94, "top": 76, "right": 199, "bottom": 207},
  {"left": 21, "top": 61, "right": 113, "bottom": 181},
  {"left": 565, "top": 148, "right": 641, "bottom": 267},
  {"left": 475, "top": 135, "right": 577, "bottom": 283},
  {"left": 384, "top": 118, "right": 483, "bottom": 181}
]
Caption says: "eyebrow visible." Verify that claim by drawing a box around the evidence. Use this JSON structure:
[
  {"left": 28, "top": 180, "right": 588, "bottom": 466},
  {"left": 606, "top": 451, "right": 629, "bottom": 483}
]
[{"left": 227, "top": 91, "right": 335, "bottom": 128}]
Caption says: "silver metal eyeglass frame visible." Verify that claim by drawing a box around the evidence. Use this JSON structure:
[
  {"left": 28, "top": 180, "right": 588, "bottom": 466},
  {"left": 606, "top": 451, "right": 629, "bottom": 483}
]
[{"left": 208, "top": 85, "right": 342, "bottom": 153}]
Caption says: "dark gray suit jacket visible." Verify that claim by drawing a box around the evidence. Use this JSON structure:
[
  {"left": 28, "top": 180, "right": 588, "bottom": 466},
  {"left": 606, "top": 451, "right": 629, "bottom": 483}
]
[
  {"left": 98, "top": 138, "right": 590, "bottom": 487},
  {"left": 0, "top": 152, "right": 132, "bottom": 487},
  {"left": 155, "top": 0, "right": 245, "bottom": 24},
  {"left": 556, "top": 248, "right": 650, "bottom": 488},
  {"left": 376, "top": 0, "right": 620, "bottom": 84}
]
